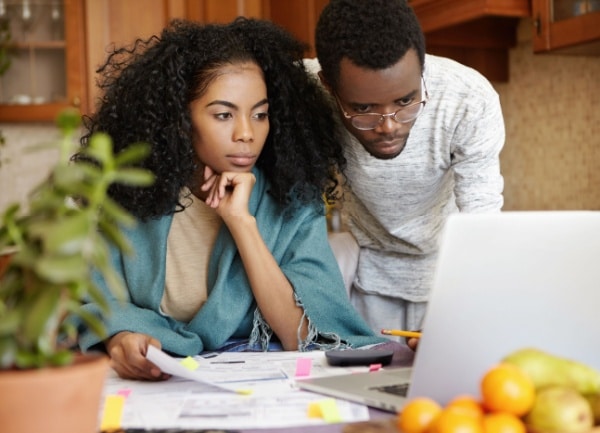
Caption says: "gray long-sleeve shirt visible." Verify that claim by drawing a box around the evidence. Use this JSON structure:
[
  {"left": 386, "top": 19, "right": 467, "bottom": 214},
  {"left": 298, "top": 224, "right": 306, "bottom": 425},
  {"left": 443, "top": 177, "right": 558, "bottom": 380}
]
[{"left": 307, "top": 54, "right": 505, "bottom": 302}]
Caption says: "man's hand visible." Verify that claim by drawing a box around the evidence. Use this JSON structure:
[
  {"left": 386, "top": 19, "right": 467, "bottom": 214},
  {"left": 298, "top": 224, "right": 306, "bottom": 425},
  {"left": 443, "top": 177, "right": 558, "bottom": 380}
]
[
  {"left": 407, "top": 337, "right": 419, "bottom": 351},
  {"left": 105, "top": 331, "right": 171, "bottom": 381}
]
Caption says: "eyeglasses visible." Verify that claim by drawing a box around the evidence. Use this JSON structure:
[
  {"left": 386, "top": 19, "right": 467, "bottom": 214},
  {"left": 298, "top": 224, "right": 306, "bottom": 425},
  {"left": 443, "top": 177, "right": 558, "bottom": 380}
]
[{"left": 334, "top": 78, "right": 428, "bottom": 131}]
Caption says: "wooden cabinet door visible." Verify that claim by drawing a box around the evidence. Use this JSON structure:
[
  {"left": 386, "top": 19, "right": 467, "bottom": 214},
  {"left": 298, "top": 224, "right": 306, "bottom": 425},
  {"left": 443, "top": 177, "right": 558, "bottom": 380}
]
[
  {"left": 185, "top": 0, "right": 263, "bottom": 23},
  {"left": 410, "top": 0, "right": 530, "bottom": 32},
  {"left": 266, "top": 0, "right": 329, "bottom": 57},
  {"left": 84, "top": 0, "right": 182, "bottom": 115},
  {"left": 409, "top": 0, "right": 530, "bottom": 82},
  {"left": 0, "top": 0, "right": 87, "bottom": 122},
  {"left": 532, "top": 0, "right": 600, "bottom": 54},
  {"left": 83, "top": 0, "right": 269, "bottom": 115}
]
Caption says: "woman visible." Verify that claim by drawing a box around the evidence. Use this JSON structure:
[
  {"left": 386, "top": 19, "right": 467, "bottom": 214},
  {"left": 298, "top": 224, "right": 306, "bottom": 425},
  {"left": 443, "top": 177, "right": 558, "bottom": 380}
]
[{"left": 76, "top": 18, "right": 386, "bottom": 380}]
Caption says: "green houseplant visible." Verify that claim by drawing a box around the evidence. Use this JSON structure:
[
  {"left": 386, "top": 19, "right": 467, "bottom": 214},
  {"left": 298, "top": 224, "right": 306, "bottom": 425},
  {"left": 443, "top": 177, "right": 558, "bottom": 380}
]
[
  {"left": 0, "top": 16, "right": 12, "bottom": 156},
  {"left": 0, "top": 108, "right": 153, "bottom": 433},
  {"left": 0, "top": 14, "right": 10, "bottom": 78}
]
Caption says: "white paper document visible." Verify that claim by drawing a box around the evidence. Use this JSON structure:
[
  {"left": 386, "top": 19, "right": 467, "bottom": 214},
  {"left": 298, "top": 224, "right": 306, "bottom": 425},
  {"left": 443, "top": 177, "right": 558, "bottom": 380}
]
[
  {"left": 145, "top": 345, "right": 235, "bottom": 390},
  {"left": 101, "top": 348, "right": 372, "bottom": 430}
]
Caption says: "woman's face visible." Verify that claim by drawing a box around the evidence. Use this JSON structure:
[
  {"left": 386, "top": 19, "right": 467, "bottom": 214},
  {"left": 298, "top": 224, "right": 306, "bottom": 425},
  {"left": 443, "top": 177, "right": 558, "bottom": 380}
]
[{"left": 190, "top": 62, "right": 269, "bottom": 174}]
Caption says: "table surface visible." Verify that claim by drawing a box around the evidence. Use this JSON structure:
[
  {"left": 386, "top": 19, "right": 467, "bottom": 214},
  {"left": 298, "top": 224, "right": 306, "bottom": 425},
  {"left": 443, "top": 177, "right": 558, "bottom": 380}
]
[{"left": 106, "top": 341, "right": 414, "bottom": 433}]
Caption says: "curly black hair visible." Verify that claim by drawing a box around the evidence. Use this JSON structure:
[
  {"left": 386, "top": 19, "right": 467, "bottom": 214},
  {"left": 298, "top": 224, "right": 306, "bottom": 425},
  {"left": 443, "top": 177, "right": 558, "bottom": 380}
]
[
  {"left": 77, "top": 18, "right": 345, "bottom": 220},
  {"left": 315, "top": 0, "right": 426, "bottom": 91}
]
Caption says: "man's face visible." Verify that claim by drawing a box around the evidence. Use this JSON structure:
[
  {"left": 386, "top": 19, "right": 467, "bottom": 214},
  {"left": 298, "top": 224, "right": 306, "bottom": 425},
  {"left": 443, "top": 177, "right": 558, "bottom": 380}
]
[{"left": 331, "top": 49, "right": 424, "bottom": 159}]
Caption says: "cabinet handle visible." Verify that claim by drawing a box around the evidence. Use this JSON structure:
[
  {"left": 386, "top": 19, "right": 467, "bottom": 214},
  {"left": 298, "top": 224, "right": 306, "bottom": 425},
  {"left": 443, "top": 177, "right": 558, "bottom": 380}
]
[
  {"left": 72, "top": 96, "right": 81, "bottom": 107},
  {"left": 533, "top": 14, "right": 541, "bottom": 36}
]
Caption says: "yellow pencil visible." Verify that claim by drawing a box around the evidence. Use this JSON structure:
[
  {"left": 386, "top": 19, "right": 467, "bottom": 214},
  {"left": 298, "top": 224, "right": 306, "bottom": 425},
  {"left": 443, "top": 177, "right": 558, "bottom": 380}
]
[{"left": 380, "top": 329, "right": 422, "bottom": 338}]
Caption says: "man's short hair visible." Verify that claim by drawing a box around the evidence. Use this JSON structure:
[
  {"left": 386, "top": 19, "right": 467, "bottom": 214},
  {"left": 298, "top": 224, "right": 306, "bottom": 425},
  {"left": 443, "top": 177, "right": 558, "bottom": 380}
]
[{"left": 315, "top": 0, "right": 426, "bottom": 90}]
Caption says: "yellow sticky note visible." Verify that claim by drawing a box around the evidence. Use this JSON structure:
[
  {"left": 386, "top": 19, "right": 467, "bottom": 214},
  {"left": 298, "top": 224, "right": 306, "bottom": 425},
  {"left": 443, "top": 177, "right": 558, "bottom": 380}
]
[
  {"left": 307, "top": 398, "right": 342, "bottom": 423},
  {"left": 307, "top": 401, "right": 323, "bottom": 418},
  {"left": 180, "top": 356, "right": 199, "bottom": 370},
  {"left": 100, "top": 395, "right": 125, "bottom": 431},
  {"left": 317, "top": 398, "right": 342, "bottom": 423}
]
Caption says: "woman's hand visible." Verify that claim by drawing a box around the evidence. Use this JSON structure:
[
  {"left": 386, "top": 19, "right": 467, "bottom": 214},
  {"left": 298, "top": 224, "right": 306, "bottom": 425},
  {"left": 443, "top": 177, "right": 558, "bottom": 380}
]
[
  {"left": 200, "top": 167, "right": 307, "bottom": 349},
  {"left": 201, "top": 165, "right": 256, "bottom": 222},
  {"left": 105, "top": 331, "right": 171, "bottom": 381}
]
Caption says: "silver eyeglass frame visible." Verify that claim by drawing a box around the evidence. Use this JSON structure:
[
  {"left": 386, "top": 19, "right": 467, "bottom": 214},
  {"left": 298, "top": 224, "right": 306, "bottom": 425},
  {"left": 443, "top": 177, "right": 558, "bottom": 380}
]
[{"left": 333, "top": 77, "right": 429, "bottom": 131}]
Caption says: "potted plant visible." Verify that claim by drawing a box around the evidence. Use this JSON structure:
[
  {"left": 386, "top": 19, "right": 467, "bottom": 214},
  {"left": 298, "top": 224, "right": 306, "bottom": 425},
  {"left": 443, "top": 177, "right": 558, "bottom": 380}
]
[
  {"left": 0, "top": 15, "right": 12, "bottom": 156},
  {"left": 0, "top": 108, "right": 154, "bottom": 433}
]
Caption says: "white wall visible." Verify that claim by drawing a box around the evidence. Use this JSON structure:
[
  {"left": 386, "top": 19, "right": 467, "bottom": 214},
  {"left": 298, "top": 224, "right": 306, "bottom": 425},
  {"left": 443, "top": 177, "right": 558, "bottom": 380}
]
[{"left": 0, "top": 123, "right": 61, "bottom": 214}]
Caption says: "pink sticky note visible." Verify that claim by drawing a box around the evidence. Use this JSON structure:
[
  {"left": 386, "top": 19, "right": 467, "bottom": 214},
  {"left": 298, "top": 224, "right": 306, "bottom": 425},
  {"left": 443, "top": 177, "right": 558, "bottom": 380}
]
[
  {"left": 295, "top": 357, "right": 312, "bottom": 377},
  {"left": 116, "top": 388, "right": 132, "bottom": 398},
  {"left": 369, "top": 363, "right": 382, "bottom": 372}
]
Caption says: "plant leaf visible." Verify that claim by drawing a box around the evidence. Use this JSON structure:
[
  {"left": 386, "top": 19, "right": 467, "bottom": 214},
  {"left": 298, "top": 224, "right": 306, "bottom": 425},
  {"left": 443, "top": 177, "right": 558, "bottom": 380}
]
[
  {"left": 114, "top": 142, "right": 151, "bottom": 166},
  {"left": 15, "top": 350, "right": 42, "bottom": 369},
  {"left": 0, "top": 308, "right": 20, "bottom": 335},
  {"left": 98, "top": 219, "right": 132, "bottom": 255},
  {"left": 29, "top": 213, "right": 91, "bottom": 254},
  {"left": 97, "top": 265, "right": 127, "bottom": 303},
  {"left": 84, "top": 133, "right": 113, "bottom": 165},
  {"left": 113, "top": 168, "right": 155, "bottom": 187},
  {"left": 35, "top": 255, "right": 87, "bottom": 283},
  {"left": 69, "top": 303, "right": 107, "bottom": 339},
  {"left": 22, "top": 287, "right": 61, "bottom": 345},
  {"left": 74, "top": 161, "right": 103, "bottom": 180},
  {"left": 0, "top": 336, "right": 17, "bottom": 368},
  {"left": 55, "top": 108, "right": 81, "bottom": 135},
  {"left": 86, "top": 280, "right": 113, "bottom": 311},
  {"left": 101, "top": 197, "right": 137, "bottom": 227},
  {"left": 52, "top": 163, "right": 87, "bottom": 190},
  {"left": 49, "top": 349, "right": 73, "bottom": 366}
]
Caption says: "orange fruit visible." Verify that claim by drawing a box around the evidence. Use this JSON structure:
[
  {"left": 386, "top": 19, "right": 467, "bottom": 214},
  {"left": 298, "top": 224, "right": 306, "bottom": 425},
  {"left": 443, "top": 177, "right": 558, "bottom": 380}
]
[
  {"left": 480, "top": 363, "right": 535, "bottom": 416},
  {"left": 428, "top": 406, "right": 484, "bottom": 433},
  {"left": 446, "top": 395, "right": 485, "bottom": 419},
  {"left": 482, "top": 412, "right": 526, "bottom": 433},
  {"left": 398, "top": 397, "right": 443, "bottom": 433}
]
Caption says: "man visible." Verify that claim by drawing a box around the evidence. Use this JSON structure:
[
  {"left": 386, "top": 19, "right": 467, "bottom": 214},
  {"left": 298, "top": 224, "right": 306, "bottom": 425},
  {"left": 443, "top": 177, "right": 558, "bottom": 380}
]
[{"left": 310, "top": 0, "right": 505, "bottom": 344}]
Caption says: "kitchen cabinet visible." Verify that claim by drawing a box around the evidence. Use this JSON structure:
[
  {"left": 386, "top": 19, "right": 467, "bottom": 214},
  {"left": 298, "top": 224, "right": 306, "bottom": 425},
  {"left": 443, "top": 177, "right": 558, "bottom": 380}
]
[
  {"left": 84, "top": 0, "right": 180, "bottom": 115},
  {"left": 0, "top": 0, "right": 87, "bottom": 122},
  {"left": 84, "top": 0, "right": 266, "bottom": 115},
  {"left": 181, "top": 0, "right": 324, "bottom": 56},
  {"left": 409, "top": 0, "right": 531, "bottom": 82},
  {"left": 532, "top": 0, "right": 600, "bottom": 54},
  {"left": 13, "top": 0, "right": 534, "bottom": 121},
  {"left": 0, "top": 0, "right": 325, "bottom": 120},
  {"left": 266, "top": 0, "right": 328, "bottom": 58},
  {"left": 185, "top": 0, "right": 263, "bottom": 23}
]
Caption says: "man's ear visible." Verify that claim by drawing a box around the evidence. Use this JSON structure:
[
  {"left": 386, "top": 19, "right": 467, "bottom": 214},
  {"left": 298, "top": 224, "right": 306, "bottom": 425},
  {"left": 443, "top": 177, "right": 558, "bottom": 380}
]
[{"left": 318, "top": 71, "right": 333, "bottom": 95}]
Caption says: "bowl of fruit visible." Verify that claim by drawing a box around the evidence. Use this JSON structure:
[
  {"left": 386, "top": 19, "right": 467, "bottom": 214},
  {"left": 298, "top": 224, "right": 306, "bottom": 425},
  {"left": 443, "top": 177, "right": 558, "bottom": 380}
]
[
  {"left": 345, "top": 348, "right": 600, "bottom": 433},
  {"left": 397, "top": 348, "right": 600, "bottom": 433}
]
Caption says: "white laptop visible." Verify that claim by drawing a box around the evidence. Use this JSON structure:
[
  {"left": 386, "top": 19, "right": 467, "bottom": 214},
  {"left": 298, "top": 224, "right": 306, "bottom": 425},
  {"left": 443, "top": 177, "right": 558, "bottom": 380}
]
[{"left": 296, "top": 211, "right": 600, "bottom": 412}]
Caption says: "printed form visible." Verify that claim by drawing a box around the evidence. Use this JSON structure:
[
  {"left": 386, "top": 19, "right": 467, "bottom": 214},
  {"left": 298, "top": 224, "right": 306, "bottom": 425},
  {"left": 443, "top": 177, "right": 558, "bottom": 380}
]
[{"left": 100, "top": 347, "right": 373, "bottom": 430}]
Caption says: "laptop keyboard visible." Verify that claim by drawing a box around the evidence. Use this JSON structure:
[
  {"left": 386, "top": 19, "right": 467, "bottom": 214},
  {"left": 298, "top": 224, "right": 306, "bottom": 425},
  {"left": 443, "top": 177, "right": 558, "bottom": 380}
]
[{"left": 370, "top": 382, "right": 410, "bottom": 397}]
